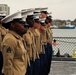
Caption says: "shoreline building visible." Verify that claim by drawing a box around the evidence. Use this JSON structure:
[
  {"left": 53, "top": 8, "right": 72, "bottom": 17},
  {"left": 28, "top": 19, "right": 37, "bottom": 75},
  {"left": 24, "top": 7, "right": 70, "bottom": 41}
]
[{"left": 0, "top": 4, "right": 10, "bottom": 16}]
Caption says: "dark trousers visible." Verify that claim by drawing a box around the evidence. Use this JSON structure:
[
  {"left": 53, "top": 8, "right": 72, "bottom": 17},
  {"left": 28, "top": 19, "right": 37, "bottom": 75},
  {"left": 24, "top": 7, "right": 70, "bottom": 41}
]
[
  {"left": 0, "top": 51, "right": 3, "bottom": 75},
  {"left": 47, "top": 43, "right": 53, "bottom": 74},
  {"left": 26, "top": 60, "right": 34, "bottom": 75},
  {"left": 44, "top": 44, "right": 52, "bottom": 75},
  {"left": 33, "top": 58, "right": 40, "bottom": 75},
  {"left": 39, "top": 53, "right": 46, "bottom": 75},
  {"left": 41, "top": 45, "right": 49, "bottom": 75},
  {"left": 0, "top": 73, "right": 4, "bottom": 75}
]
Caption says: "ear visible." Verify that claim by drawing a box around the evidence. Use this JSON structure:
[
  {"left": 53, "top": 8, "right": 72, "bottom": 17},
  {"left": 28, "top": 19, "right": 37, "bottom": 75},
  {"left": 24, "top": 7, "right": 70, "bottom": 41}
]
[{"left": 11, "top": 23, "right": 15, "bottom": 28}]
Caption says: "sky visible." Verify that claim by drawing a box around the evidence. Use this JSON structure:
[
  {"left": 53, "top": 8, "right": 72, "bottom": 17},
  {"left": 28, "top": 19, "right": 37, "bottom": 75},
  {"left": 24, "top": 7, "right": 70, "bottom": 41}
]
[{"left": 0, "top": 0, "right": 76, "bottom": 20}]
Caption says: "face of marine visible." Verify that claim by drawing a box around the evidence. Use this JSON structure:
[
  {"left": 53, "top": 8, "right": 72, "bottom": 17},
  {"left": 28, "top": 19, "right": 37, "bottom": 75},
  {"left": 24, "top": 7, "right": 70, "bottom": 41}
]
[
  {"left": 33, "top": 22, "right": 40, "bottom": 29},
  {"left": 40, "top": 25, "right": 46, "bottom": 31},
  {"left": 39, "top": 13, "right": 47, "bottom": 19},
  {"left": 11, "top": 21, "right": 27, "bottom": 36}
]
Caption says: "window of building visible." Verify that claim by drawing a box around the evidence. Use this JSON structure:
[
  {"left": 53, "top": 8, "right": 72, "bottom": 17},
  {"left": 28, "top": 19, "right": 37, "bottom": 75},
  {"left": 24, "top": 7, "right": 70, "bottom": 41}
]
[{"left": 0, "top": 7, "right": 2, "bottom": 11}]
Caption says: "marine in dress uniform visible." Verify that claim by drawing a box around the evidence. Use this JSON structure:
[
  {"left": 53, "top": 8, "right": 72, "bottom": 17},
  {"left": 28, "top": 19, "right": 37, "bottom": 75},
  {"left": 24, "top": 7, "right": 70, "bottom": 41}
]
[
  {"left": 34, "top": 8, "right": 50, "bottom": 75},
  {"left": 0, "top": 14, "right": 8, "bottom": 75},
  {"left": 38, "top": 20, "right": 47, "bottom": 75},
  {"left": 39, "top": 8, "right": 48, "bottom": 75},
  {"left": 40, "top": 8, "right": 53, "bottom": 75},
  {"left": 1, "top": 11, "right": 30, "bottom": 75},
  {"left": 45, "top": 16, "right": 53, "bottom": 75},
  {"left": 26, "top": 14, "right": 41, "bottom": 75},
  {"left": 34, "top": 10, "right": 46, "bottom": 75},
  {"left": 22, "top": 9, "right": 39, "bottom": 75},
  {"left": 34, "top": 17, "right": 43, "bottom": 54}
]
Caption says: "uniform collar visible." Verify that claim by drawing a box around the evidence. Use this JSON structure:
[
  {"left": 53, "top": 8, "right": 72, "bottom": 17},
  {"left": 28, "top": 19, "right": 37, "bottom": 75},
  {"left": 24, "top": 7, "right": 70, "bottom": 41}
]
[
  {"left": 29, "top": 28, "right": 39, "bottom": 36},
  {"left": 9, "top": 30, "right": 23, "bottom": 40},
  {"left": 29, "top": 28, "right": 35, "bottom": 32}
]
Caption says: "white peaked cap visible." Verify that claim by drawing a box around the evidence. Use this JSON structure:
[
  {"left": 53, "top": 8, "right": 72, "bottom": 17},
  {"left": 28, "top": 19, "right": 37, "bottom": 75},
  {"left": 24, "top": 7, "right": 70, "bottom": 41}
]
[
  {"left": 22, "top": 17, "right": 26, "bottom": 21},
  {"left": 40, "top": 20, "right": 45, "bottom": 23},
  {"left": 39, "top": 18, "right": 46, "bottom": 22},
  {"left": 39, "top": 18, "right": 45, "bottom": 25},
  {"left": 47, "top": 12, "right": 52, "bottom": 16},
  {"left": 22, "top": 8, "right": 34, "bottom": 12},
  {"left": 34, "top": 8, "right": 41, "bottom": 17},
  {"left": 34, "top": 14, "right": 39, "bottom": 19},
  {"left": 40, "top": 7, "right": 48, "bottom": 11},
  {"left": 34, "top": 8, "right": 41, "bottom": 12},
  {"left": 21, "top": 8, "right": 35, "bottom": 18},
  {"left": 2, "top": 11, "right": 22, "bottom": 23},
  {"left": 34, "top": 12, "right": 41, "bottom": 16}
]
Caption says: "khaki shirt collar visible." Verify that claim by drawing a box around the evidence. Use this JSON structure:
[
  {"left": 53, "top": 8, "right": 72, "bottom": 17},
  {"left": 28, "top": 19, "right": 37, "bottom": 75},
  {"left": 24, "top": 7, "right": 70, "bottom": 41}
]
[
  {"left": 9, "top": 30, "right": 23, "bottom": 40},
  {"left": 29, "top": 28, "right": 35, "bottom": 32}
]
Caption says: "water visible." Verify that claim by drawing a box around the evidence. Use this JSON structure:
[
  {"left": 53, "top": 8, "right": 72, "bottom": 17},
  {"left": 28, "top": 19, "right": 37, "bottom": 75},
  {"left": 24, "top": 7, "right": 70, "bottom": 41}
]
[
  {"left": 52, "top": 27, "right": 76, "bottom": 37},
  {"left": 51, "top": 27, "right": 76, "bottom": 55}
]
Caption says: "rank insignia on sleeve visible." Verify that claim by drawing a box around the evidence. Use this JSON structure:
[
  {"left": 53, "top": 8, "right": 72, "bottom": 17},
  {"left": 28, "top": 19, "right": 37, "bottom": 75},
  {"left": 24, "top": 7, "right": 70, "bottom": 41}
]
[{"left": 6, "top": 47, "right": 11, "bottom": 53}]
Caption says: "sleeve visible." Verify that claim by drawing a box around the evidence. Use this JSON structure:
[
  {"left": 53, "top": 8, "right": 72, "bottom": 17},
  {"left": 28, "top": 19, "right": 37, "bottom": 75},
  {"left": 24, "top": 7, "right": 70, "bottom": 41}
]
[
  {"left": 0, "top": 51, "right": 3, "bottom": 73},
  {"left": 0, "top": 31, "right": 2, "bottom": 50},
  {"left": 23, "top": 34, "right": 30, "bottom": 55},
  {"left": 2, "top": 38, "right": 17, "bottom": 75},
  {"left": 0, "top": 31, "right": 3, "bottom": 73}
]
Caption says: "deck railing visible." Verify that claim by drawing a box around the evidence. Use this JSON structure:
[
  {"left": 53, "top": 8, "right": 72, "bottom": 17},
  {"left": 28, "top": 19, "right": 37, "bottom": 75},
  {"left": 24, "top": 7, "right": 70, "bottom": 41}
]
[{"left": 52, "top": 37, "right": 76, "bottom": 57}]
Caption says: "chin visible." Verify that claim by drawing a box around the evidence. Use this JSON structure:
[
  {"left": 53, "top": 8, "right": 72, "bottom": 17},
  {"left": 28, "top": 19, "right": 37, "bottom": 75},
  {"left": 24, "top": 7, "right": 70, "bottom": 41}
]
[{"left": 21, "top": 30, "right": 27, "bottom": 34}]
